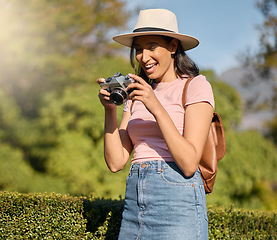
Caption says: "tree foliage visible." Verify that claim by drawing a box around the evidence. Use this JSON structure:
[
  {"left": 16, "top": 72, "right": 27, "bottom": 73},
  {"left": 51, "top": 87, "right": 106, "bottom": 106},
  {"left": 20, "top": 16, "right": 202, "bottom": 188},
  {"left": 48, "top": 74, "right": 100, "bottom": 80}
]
[
  {"left": 0, "top": 0, "right": 128, "bottom": 117},
  {"left": 240, "top": 0, "right": 277, "bottom": 76},
  {"left": 256, "top": 0, "right": 277, "bottom": 72},
  {"left": 238, "top": 1, "right": 277, "bottom": 145},
  {"left": 0, "top": 0, "right": 131, "bottom": 197},
  {"left": 253, "top": 0, "right": 277, "bottom": 144},
  {"left": 208, "top": 130, "right": 277, "bottom": 210},
  {"left": 203, "top": 70, "right": 242, "bottom": 130}
]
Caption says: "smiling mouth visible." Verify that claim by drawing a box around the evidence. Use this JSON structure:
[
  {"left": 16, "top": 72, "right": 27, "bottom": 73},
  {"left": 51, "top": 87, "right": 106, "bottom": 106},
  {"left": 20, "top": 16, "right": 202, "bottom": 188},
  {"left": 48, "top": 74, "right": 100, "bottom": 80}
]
[{"left": 145, "top": 63, "right": 156, "bottom": 72}]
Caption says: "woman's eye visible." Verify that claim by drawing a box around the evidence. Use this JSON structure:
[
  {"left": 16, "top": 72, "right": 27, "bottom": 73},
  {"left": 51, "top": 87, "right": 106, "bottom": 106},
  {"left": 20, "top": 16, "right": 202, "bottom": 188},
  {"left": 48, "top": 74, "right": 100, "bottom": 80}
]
[
  {"left": 135, "top": 49, "right": 142, "bottom": 54},
  {"left": 149, "top": 46, "right": 156, "bottom": 51}
]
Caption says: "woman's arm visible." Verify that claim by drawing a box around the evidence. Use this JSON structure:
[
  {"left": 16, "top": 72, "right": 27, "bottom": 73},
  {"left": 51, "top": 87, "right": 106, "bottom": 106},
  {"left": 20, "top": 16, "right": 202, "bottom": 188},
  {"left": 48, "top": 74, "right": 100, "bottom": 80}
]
[
  {"left": 154, "top": 102, "right": 213, "bottom": 177},
  {"left": 127, "top": 74, "right": 213, "bottom": 177},
  {"left": 103, "top": 109, "right": 133, "bottom": 172},
  {"left": 97, "top": 78, "right": 133, "bottom": 172}
]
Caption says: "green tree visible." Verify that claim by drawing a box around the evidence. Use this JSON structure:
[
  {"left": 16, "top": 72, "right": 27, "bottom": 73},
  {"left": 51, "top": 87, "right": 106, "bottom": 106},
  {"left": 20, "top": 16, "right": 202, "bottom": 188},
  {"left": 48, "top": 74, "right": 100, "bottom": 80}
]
[
  {"left": 36, "top": 56, "right": 133, "bottom": 197},
  {"left": 0, "top": 90, "right": 67, "bottom": 193},
  {"left": 0, "top": 0, "right": 128, "bottom": 117},
  {"left": 255, "top": 0, "right": 277, "bottom": 73},
  {"left": 256, "top": 0, "right": 277, "bottom": 144},
  {"left": 240, "top": 0, "right": 277, "bottom": 143},
  {"left": 0, "top": 0, "right": 131, "bottom": 197}
]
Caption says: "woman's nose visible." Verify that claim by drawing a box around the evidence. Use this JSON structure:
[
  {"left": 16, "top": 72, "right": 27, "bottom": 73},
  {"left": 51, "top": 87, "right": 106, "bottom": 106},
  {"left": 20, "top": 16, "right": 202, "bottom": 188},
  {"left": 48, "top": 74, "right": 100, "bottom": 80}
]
[{"left": 141, "top": 49, "right": 150, "bottom": 63}]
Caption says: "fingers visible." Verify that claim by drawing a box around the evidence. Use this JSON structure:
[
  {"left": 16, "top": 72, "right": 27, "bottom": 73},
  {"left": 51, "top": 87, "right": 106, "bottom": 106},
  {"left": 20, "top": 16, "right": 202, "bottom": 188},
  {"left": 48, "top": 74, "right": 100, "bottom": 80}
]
[
  {"left": 128, "top": 87, "right": 150, "bottom": 99},
  {"left": 97, "top": 77, "right": 109, "bottom": 99},
  {"left": 128, "top": 73, "right": 148, "bottom": 85},
  {"left": 96, "top": 77, "right": 117, "bottom": 109},
  {"left": 97, "top": 78, "right": 111, "bottom": 103},
  {"left": 126, "top": 82, "right": 144, "bottom": 92},
  {"left": 99, "top": 88, "right": 110, "bottom": 96},
  {"left": 96, "top": 78, "right": 105, "bottom": 85},
  {"left": 128, "top": 84, "right": 153, "bottom": 102},
  {"left": 126, "top": 74, "right": 150, "bottom": 93}
]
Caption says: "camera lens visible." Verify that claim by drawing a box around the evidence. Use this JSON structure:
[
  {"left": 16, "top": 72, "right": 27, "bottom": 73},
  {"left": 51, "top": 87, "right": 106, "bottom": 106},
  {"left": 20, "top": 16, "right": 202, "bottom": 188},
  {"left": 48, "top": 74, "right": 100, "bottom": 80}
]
[{"left": 110, "top": 88, "right": 128, "bottom": 105}]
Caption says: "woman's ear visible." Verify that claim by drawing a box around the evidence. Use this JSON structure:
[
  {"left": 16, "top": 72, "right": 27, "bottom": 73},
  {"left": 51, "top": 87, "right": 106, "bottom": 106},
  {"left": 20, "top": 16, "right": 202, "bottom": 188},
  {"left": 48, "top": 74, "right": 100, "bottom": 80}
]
[{"left": 169, "top": 38, "right": 179, "bottom": 54}]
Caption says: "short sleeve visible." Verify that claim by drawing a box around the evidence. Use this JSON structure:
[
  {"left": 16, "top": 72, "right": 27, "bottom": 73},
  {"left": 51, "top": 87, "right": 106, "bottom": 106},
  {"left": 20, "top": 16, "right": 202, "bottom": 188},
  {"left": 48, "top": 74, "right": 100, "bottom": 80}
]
[
  {"left": 185, "top": 75, "right": 215, "bottom": 108},
  {"left": 123, "top": 99, "right": 132, "bottom": 112}
]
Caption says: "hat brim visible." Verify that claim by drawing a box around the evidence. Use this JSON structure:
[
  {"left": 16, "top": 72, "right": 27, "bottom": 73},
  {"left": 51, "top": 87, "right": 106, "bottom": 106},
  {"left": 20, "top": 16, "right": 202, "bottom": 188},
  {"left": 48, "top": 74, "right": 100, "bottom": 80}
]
[{"left": 113, "top": 31, "right": 199, "bottom": 51}]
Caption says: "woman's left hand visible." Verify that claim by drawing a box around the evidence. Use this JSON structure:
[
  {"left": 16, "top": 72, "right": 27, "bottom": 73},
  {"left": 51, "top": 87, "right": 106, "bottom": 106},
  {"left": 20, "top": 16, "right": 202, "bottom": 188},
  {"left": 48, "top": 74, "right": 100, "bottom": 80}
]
[{"left": 126, "top": 74, "right": 162, "bottom": 115}]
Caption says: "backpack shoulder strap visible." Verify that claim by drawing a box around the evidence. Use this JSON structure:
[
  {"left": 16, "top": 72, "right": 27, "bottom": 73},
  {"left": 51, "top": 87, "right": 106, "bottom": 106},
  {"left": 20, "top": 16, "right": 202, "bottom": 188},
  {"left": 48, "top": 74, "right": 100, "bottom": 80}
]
[{"left": 182, "top": 77, "right": 194, "bottom": 107}]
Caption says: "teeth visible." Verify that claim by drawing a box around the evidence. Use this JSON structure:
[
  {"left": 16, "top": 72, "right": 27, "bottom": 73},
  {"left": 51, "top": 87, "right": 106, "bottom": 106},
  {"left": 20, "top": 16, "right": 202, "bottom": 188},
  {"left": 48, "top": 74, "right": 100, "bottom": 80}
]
[{"left": 146, "top": 64, "right": 155, "bottom": 69}]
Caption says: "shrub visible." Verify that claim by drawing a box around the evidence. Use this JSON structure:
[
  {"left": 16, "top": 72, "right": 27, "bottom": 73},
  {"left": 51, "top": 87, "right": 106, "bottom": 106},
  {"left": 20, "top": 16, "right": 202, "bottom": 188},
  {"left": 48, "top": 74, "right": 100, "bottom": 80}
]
[
  {"left": 0, "top": 191, "right": 93, "bottom": 239},
  {"left": 0, "top": 191, "right": 276, "bottom": 239},
  {"left": 208, "top": 206, "right": 277, "bottom": 239}
]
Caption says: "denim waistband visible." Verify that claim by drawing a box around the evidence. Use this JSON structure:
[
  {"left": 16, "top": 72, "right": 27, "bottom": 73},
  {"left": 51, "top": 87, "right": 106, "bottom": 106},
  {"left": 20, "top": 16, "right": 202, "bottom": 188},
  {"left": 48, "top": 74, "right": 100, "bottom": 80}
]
[
  {"left": 130, "top": 160, "right": 165, "bottom": 173},
  {"left": 130, "top": 160, "right": 200, "bottom": 174}
]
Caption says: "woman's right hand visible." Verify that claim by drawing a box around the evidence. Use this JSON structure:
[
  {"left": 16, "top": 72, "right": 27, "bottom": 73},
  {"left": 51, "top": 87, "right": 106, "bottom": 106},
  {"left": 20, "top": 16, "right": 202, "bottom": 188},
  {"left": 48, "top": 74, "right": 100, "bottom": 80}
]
[{"left": 97, "top": 78, "right": 116, "bottom": 110}]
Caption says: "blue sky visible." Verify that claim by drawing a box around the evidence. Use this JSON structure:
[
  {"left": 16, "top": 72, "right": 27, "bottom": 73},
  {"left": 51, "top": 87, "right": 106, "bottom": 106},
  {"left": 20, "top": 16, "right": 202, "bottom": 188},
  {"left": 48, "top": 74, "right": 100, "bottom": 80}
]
[{"left": 121, "top": 0, "right": 263, "bottom": 75}]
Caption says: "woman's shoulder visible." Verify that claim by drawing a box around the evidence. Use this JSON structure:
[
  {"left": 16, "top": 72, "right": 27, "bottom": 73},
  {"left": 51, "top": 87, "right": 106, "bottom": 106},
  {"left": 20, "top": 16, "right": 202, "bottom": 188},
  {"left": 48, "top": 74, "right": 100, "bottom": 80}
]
[
  {"left": 185, "top": 74, "right": 215, "bottom": 108},
  {"left": 192, "top": 74, "right": 208, "bottom": 82},
  {"left": 181, "top": 74, "right": 209, "bottom": 84},
  {"left": 189, "top": 74, "right": 212, "bottom": 89}
]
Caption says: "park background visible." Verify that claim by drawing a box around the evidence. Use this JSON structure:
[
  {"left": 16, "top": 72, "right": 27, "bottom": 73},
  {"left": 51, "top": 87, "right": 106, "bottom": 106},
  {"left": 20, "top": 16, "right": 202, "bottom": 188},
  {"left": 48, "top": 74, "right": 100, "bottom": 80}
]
[{"left": 0, "top": 0, "right": 277, "bottom": 211}]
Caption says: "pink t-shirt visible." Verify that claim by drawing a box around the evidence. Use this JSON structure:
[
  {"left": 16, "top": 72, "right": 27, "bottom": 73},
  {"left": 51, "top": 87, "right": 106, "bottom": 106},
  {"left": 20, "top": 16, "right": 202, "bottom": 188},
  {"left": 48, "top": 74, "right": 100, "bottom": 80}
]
[{"left": 123, "top": 75, "right": 214, "bottom": 163}]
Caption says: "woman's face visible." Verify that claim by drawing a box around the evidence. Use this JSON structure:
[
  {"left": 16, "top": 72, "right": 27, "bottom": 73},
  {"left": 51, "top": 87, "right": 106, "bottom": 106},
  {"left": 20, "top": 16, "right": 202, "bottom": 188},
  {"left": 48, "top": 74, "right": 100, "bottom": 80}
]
[{"left": 134, "top": 35, "right": 178, "bottom": 83}]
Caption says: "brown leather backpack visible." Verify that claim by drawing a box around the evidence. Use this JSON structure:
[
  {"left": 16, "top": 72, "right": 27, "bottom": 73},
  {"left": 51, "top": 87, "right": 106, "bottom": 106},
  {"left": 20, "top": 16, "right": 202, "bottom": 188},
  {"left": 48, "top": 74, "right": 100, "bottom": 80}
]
[{"left": 182, "top": 77, "right": 226, "bottom": 194}]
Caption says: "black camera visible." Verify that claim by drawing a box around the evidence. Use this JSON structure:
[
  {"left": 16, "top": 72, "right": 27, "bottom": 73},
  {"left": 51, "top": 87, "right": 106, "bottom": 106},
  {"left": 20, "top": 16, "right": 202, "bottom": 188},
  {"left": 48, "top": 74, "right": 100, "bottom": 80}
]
[{"left": 100, "top": 72, "right": 136, "bottom": 105}]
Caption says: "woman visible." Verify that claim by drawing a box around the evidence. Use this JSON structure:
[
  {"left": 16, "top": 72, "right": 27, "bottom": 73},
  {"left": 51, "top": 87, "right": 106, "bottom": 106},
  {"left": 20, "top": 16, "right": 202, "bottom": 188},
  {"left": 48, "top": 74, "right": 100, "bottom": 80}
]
[{"left": 97, "top": 9, "right": 214, "bottom": 240}]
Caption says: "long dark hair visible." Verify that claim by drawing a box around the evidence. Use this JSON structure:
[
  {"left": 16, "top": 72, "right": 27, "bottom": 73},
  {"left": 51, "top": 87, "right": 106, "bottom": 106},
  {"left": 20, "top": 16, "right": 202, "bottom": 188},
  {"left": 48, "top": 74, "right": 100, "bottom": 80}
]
[{"left": 130, "top": 35, "right": 199, "bottom": 83}]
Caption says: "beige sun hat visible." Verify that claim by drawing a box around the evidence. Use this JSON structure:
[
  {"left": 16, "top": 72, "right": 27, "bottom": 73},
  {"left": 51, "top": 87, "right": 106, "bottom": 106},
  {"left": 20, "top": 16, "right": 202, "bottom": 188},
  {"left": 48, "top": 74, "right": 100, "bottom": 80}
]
[{"left": 113, "top": 9, "right": 199, "bottom": 51}]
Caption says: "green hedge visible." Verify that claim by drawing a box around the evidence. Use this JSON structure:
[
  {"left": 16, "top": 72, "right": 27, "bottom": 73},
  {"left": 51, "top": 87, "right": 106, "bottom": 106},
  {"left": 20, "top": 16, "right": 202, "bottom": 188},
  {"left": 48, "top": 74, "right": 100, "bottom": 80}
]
[{"left": 0, "top": 191, "right": 276, "bottom": 239}]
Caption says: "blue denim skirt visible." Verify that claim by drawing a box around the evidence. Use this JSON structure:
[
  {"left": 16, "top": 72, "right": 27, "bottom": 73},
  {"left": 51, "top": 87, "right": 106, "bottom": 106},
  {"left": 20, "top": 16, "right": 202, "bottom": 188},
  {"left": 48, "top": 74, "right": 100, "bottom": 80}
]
[{"left": 118, "top": 161, "right": 208, "bottom": 240}]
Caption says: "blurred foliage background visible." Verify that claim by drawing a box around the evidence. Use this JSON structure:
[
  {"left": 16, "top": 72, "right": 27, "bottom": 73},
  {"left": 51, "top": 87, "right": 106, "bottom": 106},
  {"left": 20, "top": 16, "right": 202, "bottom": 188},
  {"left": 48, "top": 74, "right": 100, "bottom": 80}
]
[{"left": 0, "top": 0, "right": 276, "bottom": 211}]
